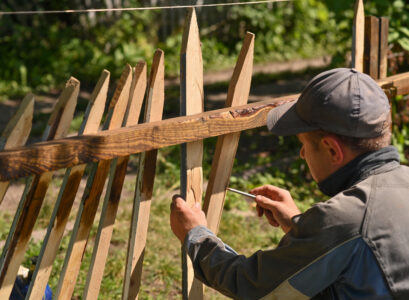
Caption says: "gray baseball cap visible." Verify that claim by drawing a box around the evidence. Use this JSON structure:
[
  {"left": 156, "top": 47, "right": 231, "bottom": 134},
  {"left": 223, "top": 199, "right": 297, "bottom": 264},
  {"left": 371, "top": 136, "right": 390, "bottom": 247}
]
[{"left": 267, "top": 68, "right": 390, "bottom": 138}]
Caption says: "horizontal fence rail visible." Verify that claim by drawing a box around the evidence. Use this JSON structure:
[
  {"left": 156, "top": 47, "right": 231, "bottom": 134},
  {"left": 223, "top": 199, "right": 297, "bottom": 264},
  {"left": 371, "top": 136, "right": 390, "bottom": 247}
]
[{"left": 0, "top": 71, "right": 408, "bottom": 181}]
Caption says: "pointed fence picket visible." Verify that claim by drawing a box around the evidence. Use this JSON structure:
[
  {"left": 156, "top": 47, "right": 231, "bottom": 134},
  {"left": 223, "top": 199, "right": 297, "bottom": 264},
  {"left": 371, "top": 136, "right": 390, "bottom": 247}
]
[
  {"left": 179, "top": 8, "right": 205, "bottom": 300},
  {"left": 0, "top": 5, "right": 408, "bottom": 299}
]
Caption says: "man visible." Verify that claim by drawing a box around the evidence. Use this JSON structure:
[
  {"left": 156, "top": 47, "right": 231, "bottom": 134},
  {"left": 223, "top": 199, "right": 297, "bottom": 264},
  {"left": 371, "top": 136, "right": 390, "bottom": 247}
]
[{"left": 170, "top": 68, "right": 409, "bottom": 299}]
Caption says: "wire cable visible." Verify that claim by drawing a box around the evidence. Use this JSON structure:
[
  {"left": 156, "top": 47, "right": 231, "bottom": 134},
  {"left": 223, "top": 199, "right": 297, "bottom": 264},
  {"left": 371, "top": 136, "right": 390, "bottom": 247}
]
[{"left": 0, "top": 0, "right": 292, "bottom": 16}]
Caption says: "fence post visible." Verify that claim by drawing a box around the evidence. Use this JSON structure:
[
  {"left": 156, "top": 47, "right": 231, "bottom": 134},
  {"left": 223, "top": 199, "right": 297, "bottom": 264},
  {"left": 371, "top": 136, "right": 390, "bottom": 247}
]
[
  {"left": 82, "top": 62, "right": 146, "bottom": 300},
  {"left": 0, "top": 94, "right": 34, "bottom": 204},
  {"left": 26, "top": 70, "right": 110, "bottom": 300},
  {"left": 122, "top": 49, "right": 165, "bottom": 300},
  {"left": 364, "top": 16, "right": 380, "bottom": 79},
  {"left": 0, "top": 77, "right": 79, "bottom": 299},
  {"left": 203, "top": 32, "right": 254, "bottom": 233},
  {"left": 379, "top": 17, "right": 389, "bottom": 79},
  {"left": 55, "top": 65, "right": 132, "bottom": 300},
  {"left": 352, "top": 0, "right": 364, "bottom": 72},
  {"left": 179, "top": 8, "right": 205, "bottom": 300},
  {"left": 363, "top": 15, "right": 389, "bottom": 80}
]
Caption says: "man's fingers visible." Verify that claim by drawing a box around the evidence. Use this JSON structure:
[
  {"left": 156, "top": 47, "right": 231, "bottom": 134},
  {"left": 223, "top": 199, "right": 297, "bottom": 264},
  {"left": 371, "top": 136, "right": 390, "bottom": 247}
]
[
  {"left": 251, "top": 185, "right": 281, "bottom": 198},
  {"left": 254, "top": 195, "right": 278, "bottom": 210},
  {"left": 256, "top": 205, "right": 264, "bottom": 217},
  {"left": 265, "top": 210, "right": 279, "bottom": 227},
  {"left": 172, "top": 194, "right": 183, "bottom": 202},
  {"left": 171, "top": 194, "right": 185, "bottom": 210}
]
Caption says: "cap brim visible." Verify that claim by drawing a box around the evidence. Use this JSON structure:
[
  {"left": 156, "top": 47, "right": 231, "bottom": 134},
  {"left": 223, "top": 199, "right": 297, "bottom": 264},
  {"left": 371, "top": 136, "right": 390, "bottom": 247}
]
[{"left": 267, "top": 101, "right": 318, "bottom": 136}]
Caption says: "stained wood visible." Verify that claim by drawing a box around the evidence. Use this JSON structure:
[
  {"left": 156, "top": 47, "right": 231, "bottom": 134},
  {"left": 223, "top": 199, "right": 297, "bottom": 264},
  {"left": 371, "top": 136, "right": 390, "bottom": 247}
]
[
  {"left": 83, "top": 62, "right": 146, "bottom": 300},
  {"left": 179, "top": 8, "right": 204, "bottom": 300},
  {"left": 122, "top": 49, "right": 165, "bottom": 300},
  {"left": 0, "top": 77, "right": 79, "bottom": 299},
  {"left": 352, "top": 0, "right": 364, "bottom": 72},
  {"left": 26, "top": 70, "right": 110, "bottom": 300},
  {"left": 55, "top": 65, "right": 132, "bottom": 300},
  {"left": 379, "top": 17, "right": 389, "bottom": 79},
  {"left": 0, "top": 72, "right": 408, "bottom": 182},
  {"left": 204, "top": 32, "right": 254, "bottom": 234},
  {"left": 378, "top": 72, "right": 409, "bottom": 96},
  {"left": 364, "top": 16, "right": 380, "bottom": 79},
  {"left": 0, "top": 94, "right": 34, "bottom": 204}
]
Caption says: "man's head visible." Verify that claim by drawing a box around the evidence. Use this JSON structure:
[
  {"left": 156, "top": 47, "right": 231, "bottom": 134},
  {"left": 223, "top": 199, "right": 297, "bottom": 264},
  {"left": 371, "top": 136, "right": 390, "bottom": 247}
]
[{"left": 267, "top": 68, "right": 392, "bottom": 182}]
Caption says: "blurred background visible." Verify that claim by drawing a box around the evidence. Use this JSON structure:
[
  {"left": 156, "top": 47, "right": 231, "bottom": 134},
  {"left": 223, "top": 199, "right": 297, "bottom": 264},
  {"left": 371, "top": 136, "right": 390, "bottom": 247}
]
[{"left": 0, "top": 0, "right": 408, "bottom": 97}]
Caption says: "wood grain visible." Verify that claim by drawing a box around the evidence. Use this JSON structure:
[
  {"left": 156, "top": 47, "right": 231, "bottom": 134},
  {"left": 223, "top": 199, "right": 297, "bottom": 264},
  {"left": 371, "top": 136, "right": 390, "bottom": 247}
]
[
  {"left": 122, "top": 49, "right": 165, "bottom": 300},
  {"left": 179, "top": 8, "right": 204, "bottom": 300},
  {"left": 26, "top": 70, "right": 110, "bottom": 300},
  {"left": 378, "top": 72, "right": 409, "bottom": 97},
  {"left": 0, "top": 77, "right": 79, "bottom": 299},
  {"left": 364, "top": 16, "right": 380, "bottom": 79},
  {"left": 54, "top": 65, "right": 132, "bottom": 300},
  {"left": 83, "top": 62, "right": 146, "bottom": 300},
  {"left": 0, "top": 73, "right": 408, "bottom": 181},
  {"left": 204, "top": 32, "right": 254, "bottom": 234},
  {"left": 0, "top": 94, "right": 34, "bottom": 204},
  {"left": 352, "top": 0, "right": 364, "bottom": 72},
  {"left": 379, "top": 17, "right": 389, "bottom": 79}
]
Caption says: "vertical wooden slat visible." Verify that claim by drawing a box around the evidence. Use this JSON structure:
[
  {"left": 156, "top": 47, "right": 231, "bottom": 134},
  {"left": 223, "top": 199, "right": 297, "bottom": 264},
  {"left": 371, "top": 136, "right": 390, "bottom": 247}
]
[
  {"left": 0, "top": 94, "right": 34, "bottom": 204},
  {"left": 26, "top": 70, "right": 110, "bottom": 300},
  {"left": 379, "top": 17, "right": 389, "bottom": 79},
  {"left": 352, "top": 0, "right": 365, "bottom": 72},
  {"left": 179, "top": 8, "right": 205, "bottom": 300},
  {"left": 364, "top": 16, "right": 380, "bottom": 79},
  {"left": 122, "top": 49, "right": 165, "bottom": 300},
  {"left": 54, "top": 65, "right": 132, "bottom": 300},
  {"left": 203, "top": 32, "right": 254, "bottom": 234},
  {"left": 0, "top": 78, "right": 79, "bottom": 299},
  {"left": 82, "top": 62, "right": 146, "bottom": 300}
]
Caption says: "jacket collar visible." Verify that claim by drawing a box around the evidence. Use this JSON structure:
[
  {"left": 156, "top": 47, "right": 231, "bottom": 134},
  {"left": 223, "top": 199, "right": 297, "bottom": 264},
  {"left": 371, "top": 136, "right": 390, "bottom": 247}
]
[{"left": 318, "top": 146, "right": 400, "bottom": 197}]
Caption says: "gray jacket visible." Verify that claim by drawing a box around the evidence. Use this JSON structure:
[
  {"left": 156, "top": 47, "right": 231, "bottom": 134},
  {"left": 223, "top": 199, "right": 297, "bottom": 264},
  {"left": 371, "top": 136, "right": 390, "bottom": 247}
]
[{"left": 185, "top": 146, "right": 409, "bottom": 299}]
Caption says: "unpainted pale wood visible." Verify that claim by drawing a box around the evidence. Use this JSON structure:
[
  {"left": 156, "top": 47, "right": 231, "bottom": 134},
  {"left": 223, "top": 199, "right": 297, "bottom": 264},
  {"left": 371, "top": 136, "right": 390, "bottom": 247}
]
[
  {"left": 352, "top": 0, "right": 365, "bottom": 72},
  {"left": 122, "top": 49, "right": 165, "bottom": 300},
  {"left": 0, "top": 94, "right": 34, "bottom": 204},
  {"left": 0, "top": 72, "right": 408, "bottom": 181},
  {"left": 379, "top": 17, "right": 389, "bottom": 79},
  {"left": 125, "top": 62, "right": 147, "bottom": 126},
  {"left": 203, "top": 32, "right": 254, "bottom": 234},
  {"left": 83, "top": 62, "right": 146, "bottom": 300},
  {"left": 26, "top": 70, "right": 110, "bottom": 300},
  {"left": 0, "top": 77, "right": 79, "bottom": 299},
  {"left": 179, "top": 8, "right": 205, "bottom": 300},
  {"left": 364, "top": 16, "right": 380, "bottom": 79},
  {"left": 55, "top": 65, "right": 132, "bottom": 300}
]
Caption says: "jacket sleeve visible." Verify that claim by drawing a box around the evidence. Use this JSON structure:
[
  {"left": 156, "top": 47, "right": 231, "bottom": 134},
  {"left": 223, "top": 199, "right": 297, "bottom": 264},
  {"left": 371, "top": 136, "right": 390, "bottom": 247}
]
[{"left": 184, "top": 199, "right": 364, "bottom": 299}]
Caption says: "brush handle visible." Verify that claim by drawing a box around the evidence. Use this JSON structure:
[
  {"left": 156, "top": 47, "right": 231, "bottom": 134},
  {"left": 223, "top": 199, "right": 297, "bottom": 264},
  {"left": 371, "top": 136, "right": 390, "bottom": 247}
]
[{"left": 227, "top": 187, "right": 256, "bottom": 199}]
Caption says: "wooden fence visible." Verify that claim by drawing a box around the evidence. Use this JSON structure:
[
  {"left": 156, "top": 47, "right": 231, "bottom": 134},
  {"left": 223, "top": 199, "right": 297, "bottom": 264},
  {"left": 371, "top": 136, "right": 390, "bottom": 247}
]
[{"left": 0, "top": 1, "right": 408, "bottom": 299}]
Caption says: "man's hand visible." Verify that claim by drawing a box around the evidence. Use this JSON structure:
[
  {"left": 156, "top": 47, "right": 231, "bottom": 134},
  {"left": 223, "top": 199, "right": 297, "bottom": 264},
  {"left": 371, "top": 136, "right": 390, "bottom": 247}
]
[
  {"left": 170, "top": 195, "right": 208, "bottom": 243},
  {"left": 250, "top": 185, "right": 301, "bottom": 233}
]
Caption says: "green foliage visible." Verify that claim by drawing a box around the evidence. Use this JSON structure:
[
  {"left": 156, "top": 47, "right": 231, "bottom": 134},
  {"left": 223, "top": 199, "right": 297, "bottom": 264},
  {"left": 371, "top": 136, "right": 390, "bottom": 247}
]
[
  {"left": 0, "top": 0, "right": 157, "bottom": 98},
  {"left": 1, "top": 0, "right": 408, "bottom": 97},
  {"left": 391, "top": 94, "right": 409, "bottom": 163}
]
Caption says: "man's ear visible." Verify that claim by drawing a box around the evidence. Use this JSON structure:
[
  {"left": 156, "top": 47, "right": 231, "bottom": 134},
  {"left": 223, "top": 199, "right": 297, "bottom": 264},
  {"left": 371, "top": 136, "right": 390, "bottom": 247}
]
[{"left": 320, "top": 136, "right": 344, "bottom": 166}]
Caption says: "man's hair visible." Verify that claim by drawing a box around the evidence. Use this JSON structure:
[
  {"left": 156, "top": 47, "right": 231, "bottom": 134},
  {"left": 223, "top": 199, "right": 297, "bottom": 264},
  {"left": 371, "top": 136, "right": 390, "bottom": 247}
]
[{"left": 310, "top": 113, "right": 392, "bottom": 155}]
